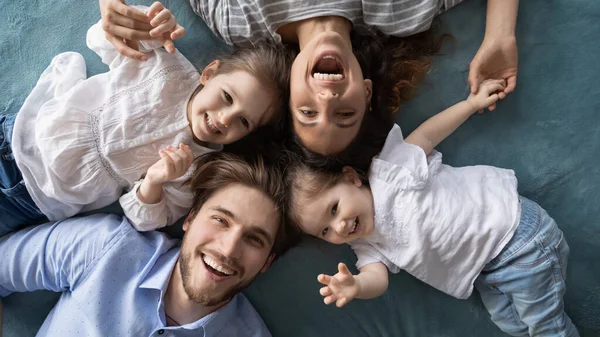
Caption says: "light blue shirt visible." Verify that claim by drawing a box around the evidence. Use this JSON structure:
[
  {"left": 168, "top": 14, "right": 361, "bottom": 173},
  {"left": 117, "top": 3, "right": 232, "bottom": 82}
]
[{"left": 0, "top": 213, "right": 272, "bottom": 337}]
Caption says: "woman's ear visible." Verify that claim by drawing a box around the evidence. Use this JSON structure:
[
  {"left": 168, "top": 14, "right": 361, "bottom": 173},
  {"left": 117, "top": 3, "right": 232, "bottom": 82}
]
[
  {"left": 342, "top": 166, "right": 362, "bottom": 187},
  {"left": 364, "top": 79, "right": 373, "bottom": 102},
  {"left": 200, "top": 60, "right": 221, "bottom": 85}
]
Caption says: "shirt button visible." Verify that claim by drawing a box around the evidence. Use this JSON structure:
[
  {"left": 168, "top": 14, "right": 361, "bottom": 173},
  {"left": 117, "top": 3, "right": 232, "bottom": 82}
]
[{"left": 158, "top": 329, "right": 164, "bottom": 335}]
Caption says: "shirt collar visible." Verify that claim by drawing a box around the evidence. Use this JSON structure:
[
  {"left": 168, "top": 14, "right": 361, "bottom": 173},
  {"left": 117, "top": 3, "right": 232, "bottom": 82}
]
[{"left": 138, "top": 246, "right": 242, "bottom": 334}]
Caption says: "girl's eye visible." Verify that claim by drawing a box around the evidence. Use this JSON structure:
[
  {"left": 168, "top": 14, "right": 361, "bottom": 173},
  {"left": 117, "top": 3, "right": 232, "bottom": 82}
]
[
  {"left": 240, "top": 117, "right": 249, "bottom": 129},
  {"left": 331, "top": 202, "right": 338, "bottom": 215},
  {"left": 322, "top": 227, "right": 329, "bottom": 236},
  {"left": 300, "top": 109, "right": 317, "bottom": 117},
  {"left": 223, "top": 90, "right": 233, "bottom": 104}
]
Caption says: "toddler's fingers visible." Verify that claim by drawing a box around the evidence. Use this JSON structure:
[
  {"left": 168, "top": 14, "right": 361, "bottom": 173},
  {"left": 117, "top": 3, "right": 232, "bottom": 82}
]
[
  {"left": 150, "top": 9, "right": 175, "bottom": 30},
  {"left": 159, "top": 149, "right": 175, "bottom": 172},
  {"left": 170, "top": 25, "right": 186, "bottom": 40},
  {"left": 338, "top": 263, "right": 351, "bottom": 275},
  {"left": 162, "top": 39, "right": 176, "bottom": 54},
  {"left": 498, "top": 92, "right": 507, "bottom": 100},
  {"left": 180, "top": 144, "right": 194, "bottom": 165},
  {"left": 317, "top": 274, "right": 332, "bottom": 285},
  {"left": 148, "top": 2, "right": 165, "bottom": 19},
  {"left": 320, "top": 286, "right": 332, "bottom": 297},
  {"left": 336, "top": 298, "right": 348, "bottom": 308},
  {"left": 323, "top": 296, "right": 336, "bottom": 305},
  {"left": 163, "top": 146, "right": 186, "bottom": 173}
]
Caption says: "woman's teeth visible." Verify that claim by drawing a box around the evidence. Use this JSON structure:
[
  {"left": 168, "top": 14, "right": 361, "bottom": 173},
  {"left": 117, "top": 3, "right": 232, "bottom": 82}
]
[{"left": 313, "top": 73, "right": 344, "bottom": 81}]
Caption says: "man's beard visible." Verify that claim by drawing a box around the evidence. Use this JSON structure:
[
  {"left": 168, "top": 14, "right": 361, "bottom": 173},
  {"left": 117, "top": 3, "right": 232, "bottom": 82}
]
[{"left": 179, "top": 247, "right": 260, "bottom": 306}]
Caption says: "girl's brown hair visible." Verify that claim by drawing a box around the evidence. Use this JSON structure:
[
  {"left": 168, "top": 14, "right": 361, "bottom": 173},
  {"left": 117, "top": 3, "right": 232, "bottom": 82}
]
[{"left": 213, "top": 43, "right": 294, "bottom": 125}]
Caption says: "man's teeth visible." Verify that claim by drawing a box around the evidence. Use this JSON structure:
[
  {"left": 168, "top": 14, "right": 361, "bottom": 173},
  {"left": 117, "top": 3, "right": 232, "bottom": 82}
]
[
  {"left": 206, "top": 116, "right": 220, "bottom": 133},
  {"left": 203, "top": 255, "right": 234, "bottom": 276},
  {"left": 313, "top": 73, "right": 344, "bottom": 81}
]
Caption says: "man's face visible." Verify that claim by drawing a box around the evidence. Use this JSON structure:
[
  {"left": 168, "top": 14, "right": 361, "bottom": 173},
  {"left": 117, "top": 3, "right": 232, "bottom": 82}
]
[{"left": 179, "top": 183, "right": 280, "bottom": 306}]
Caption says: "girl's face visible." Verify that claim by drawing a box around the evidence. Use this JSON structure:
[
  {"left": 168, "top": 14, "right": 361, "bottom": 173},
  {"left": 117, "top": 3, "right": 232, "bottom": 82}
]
[
  {"left": 188, "top": 61, "right": 275, "bottom": 145},
  {"left": 289, "top": 31, "right": 372, "bottom": 155},
  {"left": 297, "top": 167, "right": 375, "bottom": 245}
]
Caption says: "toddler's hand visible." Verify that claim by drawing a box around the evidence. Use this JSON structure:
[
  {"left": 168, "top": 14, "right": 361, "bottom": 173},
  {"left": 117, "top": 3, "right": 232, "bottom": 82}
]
[
  {"left": 147, "top": 2, "right": 186, "bottom": 54},
  {"left": 317, "top": 263, "right": 359, "bottom": 308},
  {"left": 467, "top": 79, "right": 506, "bottom": 114},
  {"left": 146, "top": 143, "right": 194, "bottom": 185}
]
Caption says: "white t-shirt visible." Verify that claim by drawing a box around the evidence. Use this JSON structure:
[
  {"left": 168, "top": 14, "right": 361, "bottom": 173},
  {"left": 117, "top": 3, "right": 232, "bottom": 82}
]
[
  {"left": 349, "top": 124, "right": 521, "bottom": 299},
  {"left": 191, "top": 0, "right": 464, "bottom": 47},
  {"left": 12, "top": 19, "right": 219, "bottom": 230}
]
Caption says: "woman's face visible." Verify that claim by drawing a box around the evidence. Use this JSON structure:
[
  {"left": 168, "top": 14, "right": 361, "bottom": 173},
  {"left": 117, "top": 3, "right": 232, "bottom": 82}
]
[{"left": 289, "top": 31, "right": 372, "bottom": 155}]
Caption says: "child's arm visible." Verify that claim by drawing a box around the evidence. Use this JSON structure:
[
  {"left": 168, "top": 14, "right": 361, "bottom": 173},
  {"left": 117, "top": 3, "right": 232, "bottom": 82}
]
[
  {"left": 317, "top": 262, "right": 389, "bottom": 308},
  {"left": 405, "top": 79, "right": 506, "bottom": 156},
  {"left": 120, "top": 143, "right": 194, "bottom": 231}
]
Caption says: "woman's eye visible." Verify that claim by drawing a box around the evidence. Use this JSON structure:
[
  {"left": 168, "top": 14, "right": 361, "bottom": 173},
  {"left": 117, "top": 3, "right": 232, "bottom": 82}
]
[
  {"left": 337, "top": 111, "right": 355, "bottom": 118},
  {"left": 331, "top": 202, "right": 338, "bottom": 215},
  {"left": 223, "top": 90, "right": 233, "bottom": 104},
  {"left": 322, "top": 227, "right": 329, "bottom": 236},
  {"left": 240, "top": 117, "right": 249, "bottom": 129},
  {"left": 213, "top": 216, "right": 227, "bottom": 226},
  {"left": 300, "top": 109, "right": 316, "bottom": 117}
]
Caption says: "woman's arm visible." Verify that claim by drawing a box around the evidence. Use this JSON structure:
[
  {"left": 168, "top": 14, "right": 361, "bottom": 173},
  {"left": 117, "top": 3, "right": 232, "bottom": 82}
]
[
  {"left": 406, "top": 79, "right": 505, "bottom": 156},
  {"left": 468, "top": 0, "right": 519, "bottom": 101}
]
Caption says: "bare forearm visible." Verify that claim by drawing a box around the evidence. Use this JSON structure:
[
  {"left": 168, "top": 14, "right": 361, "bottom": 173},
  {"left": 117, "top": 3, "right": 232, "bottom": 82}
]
[
  {"left": 137, "top": 179, "right": 164, "bottom": 204},
  {"left": 405, "top": 101, "right": 476, "bottom": 155},
  {"left": 355, "top": 264, "right": 389, "bottom": 300},
  {"left": 486, "top": 0, "right": 519, "bottom": 37}
]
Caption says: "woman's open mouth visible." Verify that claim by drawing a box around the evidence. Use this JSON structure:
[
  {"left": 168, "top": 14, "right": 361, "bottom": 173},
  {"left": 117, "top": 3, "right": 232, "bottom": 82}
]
[{"left": 312, "top": 54, "right": 345, "bottom": 81}]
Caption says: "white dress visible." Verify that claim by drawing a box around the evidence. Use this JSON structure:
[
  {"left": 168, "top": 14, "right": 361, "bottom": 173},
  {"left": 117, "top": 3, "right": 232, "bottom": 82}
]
[{"left": 11, "top": 19, "right": 219, "bottom": 231}]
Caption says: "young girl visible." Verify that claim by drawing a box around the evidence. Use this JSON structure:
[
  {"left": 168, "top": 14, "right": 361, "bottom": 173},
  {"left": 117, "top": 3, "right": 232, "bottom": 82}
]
[
  {"left": 0, "top": 3, "right": 291, "bottom": 235},
  {"left": 286, "top": 79, "right": 579, "bottom": 336}
]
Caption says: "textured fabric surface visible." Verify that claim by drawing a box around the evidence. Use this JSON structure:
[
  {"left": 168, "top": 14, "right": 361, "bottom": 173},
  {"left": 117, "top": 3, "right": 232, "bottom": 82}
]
[{"left": 1, "top": 0, "right": 599, "bottom": 336}]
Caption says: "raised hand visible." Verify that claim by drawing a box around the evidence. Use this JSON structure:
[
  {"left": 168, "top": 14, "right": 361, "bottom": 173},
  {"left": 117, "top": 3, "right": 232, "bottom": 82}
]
[
  {"left": 467, "top": 79, "right": 506, "bottom": 113},
  {"left": 317, "top": 263, "right": 360, "bottom": 308},
  {"left": 99, "top": 0, "right": 153, "bottom": 61},
  {"left": 147, "top": 2, "right": 186, "bottom": 54},
  {"left": 145, "top": 143, "right": 194, "bottom": 185}
]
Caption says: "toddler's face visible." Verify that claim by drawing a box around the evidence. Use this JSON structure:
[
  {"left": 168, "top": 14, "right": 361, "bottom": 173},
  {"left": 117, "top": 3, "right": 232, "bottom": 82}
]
[
  {"left": 188, "top": 62, "right": 275, "bottom": 144},
  {"left": 297, "top": 168, "right": 375, "bottom": 245}
]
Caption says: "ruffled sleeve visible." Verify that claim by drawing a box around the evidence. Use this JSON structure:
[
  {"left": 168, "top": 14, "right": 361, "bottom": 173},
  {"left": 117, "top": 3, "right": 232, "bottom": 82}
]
[{"left": 369, "top": 124, "right": 442, "bottom": 190}]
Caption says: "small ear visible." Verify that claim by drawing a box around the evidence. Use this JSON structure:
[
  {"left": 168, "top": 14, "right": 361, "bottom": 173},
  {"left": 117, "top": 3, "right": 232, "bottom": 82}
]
[
  {"left": 364, "top": 79, "right": 373, "bottom": 102},
  {"left": 342, "top": 166, "right": 362, "bottom": 187},
  {"left": 200, "top": 60, "right": 221, "bottom": 85},
  {"left": 260, "top": 253, "right": 276, "bottom": 273}
]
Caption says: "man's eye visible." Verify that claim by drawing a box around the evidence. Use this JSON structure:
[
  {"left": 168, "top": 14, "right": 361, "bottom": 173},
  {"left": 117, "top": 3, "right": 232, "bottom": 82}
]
[
  {"left": 299, "top": 109, "right": 316, "bottom": 117},
  {"left": 331, "top": 202, "right": 338, "bottom": 215},
  {"left": 240, "top": 117, "right": 249, "bottom": 129},
  {"left": 213, "top": 216, "right": 227, "bottom": 226},
  {"left": 223, "top": 90, "right": 233, "bottom": 104},
  {"left": 322, "top": 227, "right": 329, "bottom": 236},
  {"left": 248, "top": 235, "right": 264, "bottom": 247}
]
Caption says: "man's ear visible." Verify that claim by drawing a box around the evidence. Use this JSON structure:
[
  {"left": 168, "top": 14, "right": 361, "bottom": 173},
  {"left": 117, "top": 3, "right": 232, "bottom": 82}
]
[
  {"left": 260, "top": 253, "right": 276, "bottom": 273},
  {"left": 342, "top": 166, "right": 362, "bottom": 187},
  {"left": 182, "top": 212, "right": 195, "bottom": 232},
  {"left": 200, "top": 60, "right": 221, "bottom": 85}
]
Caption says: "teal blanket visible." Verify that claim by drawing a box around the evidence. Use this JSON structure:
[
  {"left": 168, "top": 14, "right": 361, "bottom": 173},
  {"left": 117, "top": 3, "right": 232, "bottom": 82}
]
[{"left": 2, "top": 0, "right": 599, "bottom": 336}]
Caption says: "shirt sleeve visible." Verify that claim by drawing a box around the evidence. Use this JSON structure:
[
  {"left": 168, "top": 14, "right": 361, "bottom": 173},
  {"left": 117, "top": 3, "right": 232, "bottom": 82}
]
[
  {"left": 86, "top": 6, "right": 164, "bottom": 69},
  {"left": 119, "top": 176, "right": 193, "bottom": 232},
  {"left": 350, "top": 240, "right": 400, "bottom": 274},
  {"left": 370, "top": 124, "right": 442, "bottom": 190},
  {"left": 0, "top": 214, "right": 129, "bottom": 297}
]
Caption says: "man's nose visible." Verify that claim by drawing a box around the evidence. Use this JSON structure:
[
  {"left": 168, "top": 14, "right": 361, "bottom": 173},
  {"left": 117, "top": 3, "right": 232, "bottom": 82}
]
[{"left": 220, "top": 230, "right": 243, "bottom": 259}]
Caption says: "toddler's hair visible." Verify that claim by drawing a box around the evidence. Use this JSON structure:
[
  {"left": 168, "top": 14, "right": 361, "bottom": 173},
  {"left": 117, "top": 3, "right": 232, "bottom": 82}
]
[
  {"left": 284, "top": 153, "right": 369, "bottom": 233},
  {"left": 213, "top": 43, "right": 293, "bottom": 125}
]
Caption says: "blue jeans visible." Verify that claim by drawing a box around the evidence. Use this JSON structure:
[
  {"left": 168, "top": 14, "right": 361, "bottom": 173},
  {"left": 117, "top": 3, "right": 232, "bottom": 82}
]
[
  {"left": 474, "top": 197, "right": 579, "bottom": 337},
  {"left": 0, "top": 113, "right": 46, "bottom": 237}
]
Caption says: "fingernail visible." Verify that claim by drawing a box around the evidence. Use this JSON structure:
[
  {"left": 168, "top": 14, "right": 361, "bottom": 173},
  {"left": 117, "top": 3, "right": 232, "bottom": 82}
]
[{"left": 140, "top": 56, "right": 147, "bottom": 61}]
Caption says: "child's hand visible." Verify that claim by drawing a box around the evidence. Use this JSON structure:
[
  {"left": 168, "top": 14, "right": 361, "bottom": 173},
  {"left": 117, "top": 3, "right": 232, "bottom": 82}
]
[
  {"left": 466, "top": 79, "right": 506, "bottom": 114},
  {"left": 317, "top": 263, "right": 360, "bottom": 308},
  {"left": 145, "top": 143, "right": 194, "bottom": 185},
  {"left": 147, "top": 2, "right": 186, "bottom": 54}
]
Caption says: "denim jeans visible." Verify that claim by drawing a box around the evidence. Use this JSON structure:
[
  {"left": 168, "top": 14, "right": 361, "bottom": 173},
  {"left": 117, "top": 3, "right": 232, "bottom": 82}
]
[
  {"left": 474, "top": 197, "right": 579, "bottom": 337},
  {"left": 0, "top": 113, "right": 46, "bottom": 236}
]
